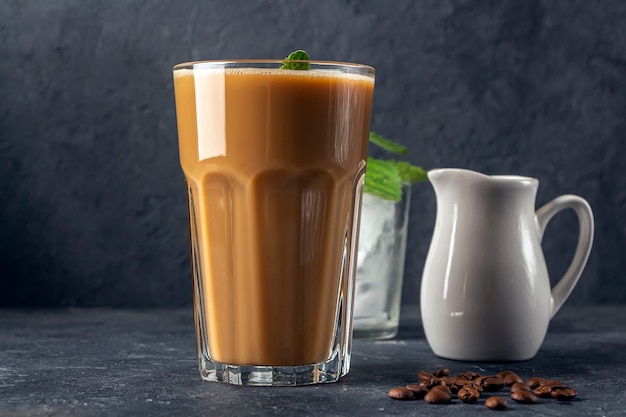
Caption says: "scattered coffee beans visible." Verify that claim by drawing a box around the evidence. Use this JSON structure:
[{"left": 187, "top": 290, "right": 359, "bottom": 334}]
[
  {"left": 485, "top": 396, "right": 508, "bottom": 410},
  {"left": 387, "top": 368, "right": 580, "bottom": 410}
]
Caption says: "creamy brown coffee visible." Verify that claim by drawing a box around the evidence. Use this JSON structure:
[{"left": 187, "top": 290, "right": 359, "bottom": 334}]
[{"left": 174, "top": 66, "right": 374, "bottom": 366}]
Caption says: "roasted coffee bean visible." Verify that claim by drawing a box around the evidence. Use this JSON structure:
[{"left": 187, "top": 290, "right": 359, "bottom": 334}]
[
  {"left": 482, "top": 377, "right": 506, "bottom": 392},
  {"left": 533, "top": 385, "right": 553, "bottom": 398},
  {"left": 469, "top": 382, "right": 484, "bottom": 392},
  {"left": 473, "top": 375, "right": 488, "bottom": 386},
  {"left": 448, "top": 376, "right": 470, "bottom": 387},
  {"left": 410, "top": 381, "right": 429, "bottom": 391},
  {"left": 460, "top": 371, "right": 481, "bottom": 380},
  {"left": 424, "top": 378, "right": 440, "bottom": 388},
  {"left": 468, "top": 382, "right": 484, "bottom": 393},
  {"left": 526, "top": 377, "right": 545, "bottom": 389},
  {"left": 485, "top": 396, "right": 508, "bottom": 410},
  {"left": 457, "top": 386, "right": 480, "bottom": 404},
  {"left": 433, "top": 368, "right": 450, "bottom": 378},
  {"left": 438, "top": 379, "right": 459, "bottom": 394},
  {"left": 418, "top": 371, "right": 434, "bottom": 382},
  {"left": 388, "top": 387, "right": 415, "bottom": 400},
  {"left": 504, "top": 375, "right": 523, "bottom": 386},
  {"left": 418, "top": 371, "right": 440, "bottom": 387},
  {"left": 496, "top": 370, "right": 522, "bottom": 384},
  {"left": 510, "top": 382, "right": 532, "bottom": 393},
  {"left": 405, "top": 384, "right": 428, "bottom": 399},
  {"left": 495, "top": 370, "right": 514, "bottom": 378},
  {"left": 431, "top": 384, "right": 452, "bottom": 396},
  {"left": 511, "top": 390, "right": 538, "bottom": 404},
  {"left": 424, "top": 389, "right": 452, "bottom": 404},
  {"left": 542, "top": 379, "right": 565, "bottom": 387},
  {"left": 551, "top": 387, "right": 578, "bottom": 401}
]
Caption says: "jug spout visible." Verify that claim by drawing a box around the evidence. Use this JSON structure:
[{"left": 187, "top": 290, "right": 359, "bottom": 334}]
[
  {"left": 427, "top": 168, "right": 491, "bottom": 195},
  {"left": 428, "top": 168, "right": 485, "bottom": 186}
]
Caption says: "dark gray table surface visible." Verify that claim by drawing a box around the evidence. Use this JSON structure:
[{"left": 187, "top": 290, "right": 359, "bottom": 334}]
[{"left": 1, "top": 305, "right": 625, "bottom": 416}]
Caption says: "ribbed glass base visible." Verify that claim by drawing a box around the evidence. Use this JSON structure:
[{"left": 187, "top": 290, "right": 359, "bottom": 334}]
[{"left": 198, "top": 350, "right": 350, "bottom": 386}]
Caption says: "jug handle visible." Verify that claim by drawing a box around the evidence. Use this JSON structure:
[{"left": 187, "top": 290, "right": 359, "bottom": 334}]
[{"left": 536, "top": 195, "right": 594, "bottom": 318}]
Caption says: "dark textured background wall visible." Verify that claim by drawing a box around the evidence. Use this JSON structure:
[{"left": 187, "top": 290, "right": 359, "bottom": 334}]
[{"left": 1, "top": 0, "right": 624, "bottom": 308}]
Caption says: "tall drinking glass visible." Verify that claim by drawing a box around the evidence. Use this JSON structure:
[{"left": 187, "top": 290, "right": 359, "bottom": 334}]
[{"left": 173, "top": 60, "right": 375, "bottom": 386}]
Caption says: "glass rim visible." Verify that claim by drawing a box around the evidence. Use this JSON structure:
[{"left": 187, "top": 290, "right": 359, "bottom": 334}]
[{"left": 173, "top": 59, "right": 375, "bottom": 75}]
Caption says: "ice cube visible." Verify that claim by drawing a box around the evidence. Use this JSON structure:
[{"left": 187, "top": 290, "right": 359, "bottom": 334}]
[{"left": 357, "top": 193, "right": 396, "bottom": 266}]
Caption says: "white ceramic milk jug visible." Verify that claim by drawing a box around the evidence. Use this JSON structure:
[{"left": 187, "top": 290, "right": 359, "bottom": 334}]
[{"left": 420, "top": 168, "right": 594, "bottom": 361}]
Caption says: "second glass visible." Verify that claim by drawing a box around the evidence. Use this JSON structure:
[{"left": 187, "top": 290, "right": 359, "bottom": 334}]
[
  {"left": 173, "top": 59, "right": 375, "bottom": 386},
  {"left": 353, "top": 183, "right": 411, "bottom": 339}
]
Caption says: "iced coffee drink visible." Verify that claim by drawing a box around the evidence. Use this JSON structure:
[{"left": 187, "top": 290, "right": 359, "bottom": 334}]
[{"left": 173, "top": 60, "right": 374, "bottom": 385}]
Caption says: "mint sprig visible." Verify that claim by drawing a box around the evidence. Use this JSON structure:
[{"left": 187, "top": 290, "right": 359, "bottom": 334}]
[
  {"left": 364, "top": 132, "right": 427, "bottom": 201},
  {"left": 280, "top": 50, "right": 310, "bottom": 70},
  {"left": 369, "top": 131, "right": 408, "bottom": 155}
]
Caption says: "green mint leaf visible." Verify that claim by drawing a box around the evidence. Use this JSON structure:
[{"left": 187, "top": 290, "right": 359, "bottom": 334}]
[
  {"left": 280, "top": 50, "right": 310, "bottom": 70},
  {"left": 396, "top": 161, "right": 428, "bottom": 183},
  {"left": 363, "top": 157, "right": 403, "bottom": 201},
  {"left": 369, "top": 131, "right": 408, "bottom": 155},
  {"left": 364, "top": 132, "right": 428, "bottom": 200}
]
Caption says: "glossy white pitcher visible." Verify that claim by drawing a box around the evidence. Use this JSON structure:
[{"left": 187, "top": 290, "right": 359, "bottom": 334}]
[{"left": 420, "top": 168, "right": 594, "bottom": 361}]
